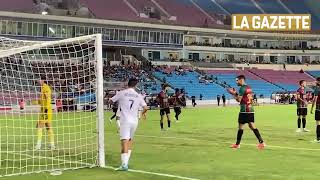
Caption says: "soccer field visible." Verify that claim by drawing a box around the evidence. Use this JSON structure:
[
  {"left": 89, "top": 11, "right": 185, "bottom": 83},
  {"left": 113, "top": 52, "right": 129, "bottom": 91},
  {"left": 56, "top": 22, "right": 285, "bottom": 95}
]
[{"left": 2, "top": 104, "right": 320, "bottom": 180}]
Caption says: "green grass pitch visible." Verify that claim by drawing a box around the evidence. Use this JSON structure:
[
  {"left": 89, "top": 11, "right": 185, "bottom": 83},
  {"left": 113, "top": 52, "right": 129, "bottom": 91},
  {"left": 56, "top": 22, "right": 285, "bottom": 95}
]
[{"left": 2, "top": 104, "right": 320, "bottom": 180}]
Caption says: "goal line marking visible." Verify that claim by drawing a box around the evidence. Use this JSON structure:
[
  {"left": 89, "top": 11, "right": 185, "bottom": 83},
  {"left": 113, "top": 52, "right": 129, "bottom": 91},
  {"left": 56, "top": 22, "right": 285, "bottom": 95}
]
[
  {"left": 105, "top": 166, "right": 200, "bottom": 180},
  {"left": 6, "top": 151, "right": 201, "bottom": 180}
]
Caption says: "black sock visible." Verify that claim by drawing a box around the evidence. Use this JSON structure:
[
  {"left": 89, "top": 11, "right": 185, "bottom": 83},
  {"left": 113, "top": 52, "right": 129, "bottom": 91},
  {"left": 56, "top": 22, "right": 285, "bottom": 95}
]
[
  {"left": 302, "top": 118, "right": 306, "bottom": 128},
  {"left": 160, "top": 122, "right": 164, "bottom": 129},
  {"left": 297, "top": 118, "right": 301, "bottom": 128},
  {"left": 110, "top": 114, "right": 116, "bottom": 120},
  {"left": 168, "top": 120, "right": 171, "bottom": 128},
  {"left": 253, "top": 129, "right": 264, "bottom": 143},
  {"left": 236, "top": 129, "right": 243, "bottom": 145},
  {"left": 317, "top": 125, "right": 320, "bottom": 140},
  {"left": 176, "top": 110, "right": 181, "bottom": 120}
]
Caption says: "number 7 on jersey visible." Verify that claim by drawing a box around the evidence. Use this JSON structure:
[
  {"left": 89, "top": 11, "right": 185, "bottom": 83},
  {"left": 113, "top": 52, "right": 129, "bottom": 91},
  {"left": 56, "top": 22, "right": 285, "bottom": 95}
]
[{"left": 129, "top": 100, "right": 134, "bottom": 109}]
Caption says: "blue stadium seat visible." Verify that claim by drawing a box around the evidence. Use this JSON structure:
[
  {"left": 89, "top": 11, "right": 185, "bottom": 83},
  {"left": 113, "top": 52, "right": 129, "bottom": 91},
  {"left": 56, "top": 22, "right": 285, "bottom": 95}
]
[
  {"left": 255, "top": 0, "right": 288, "bottom": 13},
  {"left": 307, "top": 71, "right": 320, "bottom": 78},
  {"left": 280, "top": 0, "right": 310, "bottom": 13},
  {"left": 211, "top": 73, "right": 282, "bottom": 98},
  {"left": 154, "top": 71, "right": 230, "bottom": 100},
  {"left": 276, "top": 84, "right": 298, "bottom": 92},
  {"left": 176, "top": 0, "right": 194, "bottom": 5},
  {"left": 193, "top": 0, "right": 228, "bottom": 15},
  {"left": 138, "top": 79, "right": 162, "bottom": 95},
  {"left": 215, "top": 0, "right": 261, "bottom": 13},
  {"left": 279, "top": 0, "right": 320, "bottom": 29}
]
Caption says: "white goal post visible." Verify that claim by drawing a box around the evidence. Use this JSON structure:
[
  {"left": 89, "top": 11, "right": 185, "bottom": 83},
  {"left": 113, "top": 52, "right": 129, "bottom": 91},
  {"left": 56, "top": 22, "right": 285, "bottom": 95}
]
[{"left": 0, "top": 34, "right": 105, "bottom": 177}]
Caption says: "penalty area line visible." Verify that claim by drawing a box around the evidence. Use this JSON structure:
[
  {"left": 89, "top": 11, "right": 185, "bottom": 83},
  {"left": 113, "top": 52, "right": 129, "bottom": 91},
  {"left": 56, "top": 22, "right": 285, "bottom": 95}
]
[
  {"left": 105, "top": 166, "right": 201, "bottom": 180},
  {"left": 134, "top": 134, "right": 320, "bottom": 152}
]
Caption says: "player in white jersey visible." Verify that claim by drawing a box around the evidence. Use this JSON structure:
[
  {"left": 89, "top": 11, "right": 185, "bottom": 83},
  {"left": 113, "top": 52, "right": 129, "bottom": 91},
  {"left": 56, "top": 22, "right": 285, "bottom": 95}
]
[{"left": 110, "top": 78, "right": 148, "bottom": 171}]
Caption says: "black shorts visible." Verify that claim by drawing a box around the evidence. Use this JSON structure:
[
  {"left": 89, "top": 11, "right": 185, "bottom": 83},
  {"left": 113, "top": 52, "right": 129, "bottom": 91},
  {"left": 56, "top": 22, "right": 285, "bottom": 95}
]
[
  {"left": 315, "top": 110, "right": 320, "bottom": 121},
  {"left": 160, "top": 107, "right": 170, "bottom": 116},
  {"left": 174, "top": 107, "right": 181, "bottom": 113},
  {"left": 297, "top": 108, "right": 307, "bottom": 116},
  {"left": 238, "top": 113, "right": 255, "bottom": 124}
]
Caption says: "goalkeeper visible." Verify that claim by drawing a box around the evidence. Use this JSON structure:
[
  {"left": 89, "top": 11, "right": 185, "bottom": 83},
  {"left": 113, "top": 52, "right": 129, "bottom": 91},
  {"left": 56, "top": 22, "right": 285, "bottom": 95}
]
[{"left": 35, "top": 78, "right": 55, "bottom": 150}]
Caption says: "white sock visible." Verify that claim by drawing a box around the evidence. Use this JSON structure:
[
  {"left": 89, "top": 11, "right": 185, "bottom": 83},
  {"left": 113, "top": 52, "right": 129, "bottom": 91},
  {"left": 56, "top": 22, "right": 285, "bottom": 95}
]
[
  {"left": 116, "top": 120, "right": 120, "bottom": 128},
  {"left": 125, "top": 152, "right": 130, "bottom": 166},
  {"left": 36, "top": 137, "right": 42, "bottom": 146},
  {"left": 121, "top": 153, "right": 129, "bottom": 167}
]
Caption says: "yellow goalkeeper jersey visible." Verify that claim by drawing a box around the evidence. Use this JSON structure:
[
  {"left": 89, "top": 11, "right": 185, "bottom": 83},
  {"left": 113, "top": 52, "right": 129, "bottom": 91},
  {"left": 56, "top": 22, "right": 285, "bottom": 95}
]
[{"left": 40, "top": 83, "right": 52, "bottom": 110}]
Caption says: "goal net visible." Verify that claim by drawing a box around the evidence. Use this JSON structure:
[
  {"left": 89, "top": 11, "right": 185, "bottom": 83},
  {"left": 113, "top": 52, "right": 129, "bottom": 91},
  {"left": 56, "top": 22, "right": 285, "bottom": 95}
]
[{"left": 0, "top": 34, "right": 105, "bottom": 176}]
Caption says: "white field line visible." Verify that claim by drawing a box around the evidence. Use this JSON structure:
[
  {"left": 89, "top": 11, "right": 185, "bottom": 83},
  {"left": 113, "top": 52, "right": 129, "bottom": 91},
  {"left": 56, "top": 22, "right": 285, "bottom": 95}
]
[
  {"left": 132, "top": 134, "right": 320, "bottom": 151},
  {"left": 5, "top": 151, "right": 201, "bottom": 180},
  {"left": 105, "top": 166, "right": 200, "bottom": 180}
]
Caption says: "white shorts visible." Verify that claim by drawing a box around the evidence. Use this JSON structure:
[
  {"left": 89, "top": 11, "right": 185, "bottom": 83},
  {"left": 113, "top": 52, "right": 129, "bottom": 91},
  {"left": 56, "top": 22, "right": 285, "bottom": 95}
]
[{"left": 120, "top": 123, "right": 138, "bottom": 140}]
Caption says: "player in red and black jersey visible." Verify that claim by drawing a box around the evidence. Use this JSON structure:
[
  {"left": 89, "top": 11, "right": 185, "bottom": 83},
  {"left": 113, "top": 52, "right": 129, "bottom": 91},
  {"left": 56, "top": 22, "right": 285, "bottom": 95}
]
[
  {"left": 296, "top": 80, "right": 309, "bottom": 133},
  {"left": 311, "top": 77, "right": 320, "bottom": 142},
  {"left": 227, "top": 75, "right": 265, "bottom": 150},
  {"left": 110, "top": 101, "right": 118, "bottom": 121},
  {"left": 157, "top": 84, "right": 171, "bottom": 130},
  {"left": 173, "top": 88, "right": 184, "bottom": 122}
]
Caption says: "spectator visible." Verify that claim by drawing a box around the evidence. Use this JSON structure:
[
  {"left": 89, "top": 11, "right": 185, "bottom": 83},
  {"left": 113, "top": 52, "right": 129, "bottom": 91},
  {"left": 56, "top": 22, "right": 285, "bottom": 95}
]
[
  {"left": 56, "top": 99, "right": 63, "bottom": 112},
  {"left": 299, "top": 69, "right": 304, "bottom": 73},
  {"left": 253, "top": 94, "right": 258, "bottom": 103},
  {"left": 19, "top": 99, "right": 25, "bottom": 112},
  {"left": 191, "top": 96, "right": 196, "bottom": 107},
  {"left": 222, "top": 94, "right": 226, "bottom": 106}
]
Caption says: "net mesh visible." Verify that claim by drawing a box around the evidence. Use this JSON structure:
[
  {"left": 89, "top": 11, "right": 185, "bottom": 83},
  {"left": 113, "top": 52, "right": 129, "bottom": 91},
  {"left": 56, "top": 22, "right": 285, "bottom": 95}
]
[{"left": 0, "top": 35, "right": 102, "bottom": 176}]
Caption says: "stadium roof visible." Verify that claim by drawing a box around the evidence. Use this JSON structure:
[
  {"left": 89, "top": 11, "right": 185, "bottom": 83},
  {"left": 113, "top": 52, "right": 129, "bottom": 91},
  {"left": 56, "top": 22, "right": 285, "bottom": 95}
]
[
  {"left": 0, "top": 11, "right": 319, "bottom": 41},
  {"left": 0, "top": 0, "right": 319, "bottom": 34}
]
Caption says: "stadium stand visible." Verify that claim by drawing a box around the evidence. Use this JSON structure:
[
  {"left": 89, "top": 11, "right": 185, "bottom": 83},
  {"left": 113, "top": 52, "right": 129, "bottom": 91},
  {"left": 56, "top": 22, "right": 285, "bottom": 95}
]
[
  {"left": 0, "top": 0, "right": 34, "bottom": 13},
  {"left": 249, "top": 69, "right": 315, "bottom": 91},
  {"left": 254, "top": 0, "right": 289, "bottom": 13},
  {"left": 185, "top": 41, "right": 320, "bottom": 50},
  {"left": 215, "top": 0, "right": 261, "bottom": 14},
  {"left": 0, "top": 56, "right": 97, "bottom": 105},
  {"left": 153, "top": 0, "right": 218, "bottom": 27},
  {"left": 0, "top": 57, "right": 36, "bottom": 92},
  {"left": 138, "top": 77, "right": 162, "bottom": 95},
  {"left": 2, "top": 0, "right": 320, "bottom": 28},
  {"left": 307, "top": 71, "right": 320, "bottom": 78},
  {"left": 205, "top": 69, "right": 283, "bottom": 98},
  {"left": 79, "top": 0, "right": 139, "bottom": 21},
  {"left": 193, "top": 0, "right": 228, "bottom": 15},
  {"left": 279, "top": 0, "right": 309, "bottom": 13},
  {"left": 279, "top": 0, "right": 320, "bottom": 29},
  {"left": 194, "top": 0, "right": 229, "bottom": 15},
  {"left": 104, "top": 64, "right": 162, "bottom": 95},
  {"left": 127, "top": 0, "right": 156, "bottom": 13},
  {"left": 127, "top": 0, "right": 159, "bottom": 18},
  {"left": 153, "top": 66, "right": 229, "bottom": 100}
]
